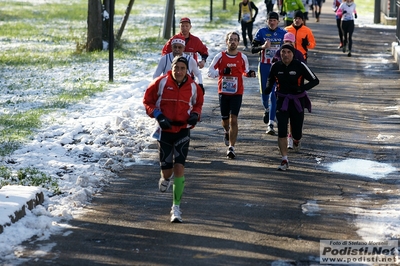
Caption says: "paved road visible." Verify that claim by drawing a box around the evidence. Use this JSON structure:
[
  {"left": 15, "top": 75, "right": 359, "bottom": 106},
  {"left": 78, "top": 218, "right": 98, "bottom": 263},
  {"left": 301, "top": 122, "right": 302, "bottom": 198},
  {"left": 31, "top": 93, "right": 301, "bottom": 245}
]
[{"left": 13, "top": 12, "right": 400, "bottom": 266}]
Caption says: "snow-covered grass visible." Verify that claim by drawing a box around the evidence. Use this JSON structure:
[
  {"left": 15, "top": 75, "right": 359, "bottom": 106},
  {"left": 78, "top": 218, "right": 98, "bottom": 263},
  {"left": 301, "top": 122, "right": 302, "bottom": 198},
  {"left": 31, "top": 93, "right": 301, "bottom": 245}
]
[{"left": 0, "top": 0, "right": 235, "bottom": 158}]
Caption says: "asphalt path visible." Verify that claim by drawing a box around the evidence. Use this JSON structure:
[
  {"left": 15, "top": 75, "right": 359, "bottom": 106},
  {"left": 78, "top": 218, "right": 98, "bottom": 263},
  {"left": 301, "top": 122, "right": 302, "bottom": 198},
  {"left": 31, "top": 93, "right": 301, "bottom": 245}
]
[{"left": 13, "top": 12, "right": 400, "bottom": 266}]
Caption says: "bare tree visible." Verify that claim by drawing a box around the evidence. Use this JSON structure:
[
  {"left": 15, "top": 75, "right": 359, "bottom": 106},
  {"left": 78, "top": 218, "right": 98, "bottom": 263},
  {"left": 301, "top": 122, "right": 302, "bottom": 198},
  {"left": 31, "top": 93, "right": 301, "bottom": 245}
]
[
  {"left": 87, "top": 0, "right": 103, "bottom": 52},
  {"left": 116, "top": 0, "right": 135, "bottom": 42}
]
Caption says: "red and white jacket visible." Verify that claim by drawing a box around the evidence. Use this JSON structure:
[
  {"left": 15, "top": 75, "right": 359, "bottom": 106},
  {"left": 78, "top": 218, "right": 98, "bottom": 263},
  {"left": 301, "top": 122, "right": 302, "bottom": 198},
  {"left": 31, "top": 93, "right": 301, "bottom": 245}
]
[
  {"left": 162, "top": 33, "right": 209, "bottom": 63},
  {"left": 143, "top": 72, "right": 204, "bottom": 133}
]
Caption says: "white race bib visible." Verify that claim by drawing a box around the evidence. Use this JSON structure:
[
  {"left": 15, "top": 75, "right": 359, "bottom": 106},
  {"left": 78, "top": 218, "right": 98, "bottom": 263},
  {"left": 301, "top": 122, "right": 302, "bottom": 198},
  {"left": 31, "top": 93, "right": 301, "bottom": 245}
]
[
  {"left": 222, "top": 76, "right": 238, "bottom": 94},
  {"left": 286, "top": 11, "right": 295, "bottom": 20},
  {"left": 242, "top": 13, "right": 251, "bottom": 22},
  {"left": 264, "top": 45, "right": 280, "bottom": 59}
]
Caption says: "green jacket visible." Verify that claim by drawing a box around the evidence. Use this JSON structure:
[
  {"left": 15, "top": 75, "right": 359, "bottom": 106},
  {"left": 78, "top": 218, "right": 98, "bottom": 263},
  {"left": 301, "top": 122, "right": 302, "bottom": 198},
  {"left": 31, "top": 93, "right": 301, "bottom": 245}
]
[{"left": 281, "top": 0, "right": 305, "bottom": 21}]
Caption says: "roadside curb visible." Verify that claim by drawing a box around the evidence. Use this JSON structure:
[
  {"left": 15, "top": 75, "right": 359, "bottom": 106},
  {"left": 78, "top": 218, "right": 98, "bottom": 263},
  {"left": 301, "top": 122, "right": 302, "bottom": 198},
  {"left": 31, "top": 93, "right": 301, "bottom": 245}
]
[{"left": 0, "top": 185, "right": 44, "bottom": 234}]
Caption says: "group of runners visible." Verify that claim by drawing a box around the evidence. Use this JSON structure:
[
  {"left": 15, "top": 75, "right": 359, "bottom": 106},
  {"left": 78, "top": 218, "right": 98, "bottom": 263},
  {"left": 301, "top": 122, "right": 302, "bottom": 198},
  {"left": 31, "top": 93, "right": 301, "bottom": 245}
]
[
  {"left": 248, "top": 8, "right": 318, "bottom": 171},
  {"left": 142, "top": 0, "right": 357, "bottom": 222}
]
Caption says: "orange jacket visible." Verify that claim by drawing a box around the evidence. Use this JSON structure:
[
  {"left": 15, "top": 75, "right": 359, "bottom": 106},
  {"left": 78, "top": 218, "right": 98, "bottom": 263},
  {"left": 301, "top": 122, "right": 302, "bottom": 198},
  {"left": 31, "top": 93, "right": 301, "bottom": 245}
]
[{"left": 285, "top": 24, "right": 316, "bottom": 60}]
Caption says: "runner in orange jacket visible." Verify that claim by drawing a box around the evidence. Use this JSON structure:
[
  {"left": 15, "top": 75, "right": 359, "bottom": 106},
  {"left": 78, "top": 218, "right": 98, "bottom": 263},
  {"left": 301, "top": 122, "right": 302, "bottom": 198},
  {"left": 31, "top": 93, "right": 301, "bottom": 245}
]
[{"left": 285, "top": 11, "right": 316, "bottom": 62}]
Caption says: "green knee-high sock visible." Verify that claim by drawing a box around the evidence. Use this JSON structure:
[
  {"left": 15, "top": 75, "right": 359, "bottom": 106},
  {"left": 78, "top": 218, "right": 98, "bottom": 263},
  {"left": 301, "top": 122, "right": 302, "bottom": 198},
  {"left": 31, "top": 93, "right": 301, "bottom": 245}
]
[{"left": 173, "top": 176, "right": 185, "bottom": 206}]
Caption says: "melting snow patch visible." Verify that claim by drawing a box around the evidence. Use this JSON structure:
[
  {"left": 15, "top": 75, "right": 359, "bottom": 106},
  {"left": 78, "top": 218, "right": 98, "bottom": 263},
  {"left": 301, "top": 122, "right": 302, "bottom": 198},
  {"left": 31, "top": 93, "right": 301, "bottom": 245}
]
[
  {"left": 301, "top": 200, "right": 321, "bottom": 216},
  {"left": 376, "top": 134, "right": 394, "bottom": 141},
  {"left": 351, "top": 198, "right": 400, "bottom": 241},
  {"left": 328, "top": 159, "right": 396, "bottom": 179}
]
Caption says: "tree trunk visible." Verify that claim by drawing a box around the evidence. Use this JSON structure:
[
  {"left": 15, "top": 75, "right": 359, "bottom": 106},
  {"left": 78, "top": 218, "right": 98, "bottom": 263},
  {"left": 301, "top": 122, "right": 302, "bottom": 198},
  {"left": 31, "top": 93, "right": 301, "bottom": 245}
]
[
  {"left": 163, "top": 0, "right": 175, "bottom": 39},
  {"left": 116, "top": 0, "right": 135, "bottom": 42},
  {"left": 87, "top": 0, "right": 103, "bottom": 52}
]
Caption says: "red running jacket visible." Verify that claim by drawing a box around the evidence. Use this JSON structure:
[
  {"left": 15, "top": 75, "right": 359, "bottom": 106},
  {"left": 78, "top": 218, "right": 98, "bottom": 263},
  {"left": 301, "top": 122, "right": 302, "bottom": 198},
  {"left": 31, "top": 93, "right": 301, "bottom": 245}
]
[
  {"left": 162, "top": 33, "right": 208, "bottom": 63},
  {"left": 143, "top": 72, "right": 204, "bottom": 133}
]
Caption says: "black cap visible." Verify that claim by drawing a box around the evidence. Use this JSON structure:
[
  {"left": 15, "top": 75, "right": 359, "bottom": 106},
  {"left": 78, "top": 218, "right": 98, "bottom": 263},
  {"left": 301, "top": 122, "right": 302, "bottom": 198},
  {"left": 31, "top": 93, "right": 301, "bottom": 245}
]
[
  {"left": 294, "top": 10, "right": 304, "bottom": 20},
  {"left": 267, "top": 11, "right": 279, "bottom": 20},
  {"left": 172, "top": 56, "right": 189, "bottom": 69},
  {"left": 280, "top": 43, "right": 295, "bottom": 55}
]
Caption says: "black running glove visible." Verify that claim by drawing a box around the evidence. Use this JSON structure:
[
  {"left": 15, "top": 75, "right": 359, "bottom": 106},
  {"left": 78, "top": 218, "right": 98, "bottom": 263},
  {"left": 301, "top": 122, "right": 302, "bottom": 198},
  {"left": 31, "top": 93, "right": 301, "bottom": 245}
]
[
  {"left": 156, "top": 114, "right": 172, "bottom": 130},
  {"left": 354, "top": 13, "right": 357, "bottom": 19},
  {"left": 187, "top": 113, "right": 199, "bottom": 126},
  {"left": 301, "top": 36, "right": 309, "bottom": 51},
  {"left": 223, "top": 67, "right": 231, "bottom": 75}
]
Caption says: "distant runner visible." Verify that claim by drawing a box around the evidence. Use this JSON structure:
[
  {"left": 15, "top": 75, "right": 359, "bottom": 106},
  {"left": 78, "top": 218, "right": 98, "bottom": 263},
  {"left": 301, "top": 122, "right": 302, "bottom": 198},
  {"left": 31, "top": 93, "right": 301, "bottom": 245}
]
[{"left": 162, "top": 17, "right": 209, "bottom": 69}]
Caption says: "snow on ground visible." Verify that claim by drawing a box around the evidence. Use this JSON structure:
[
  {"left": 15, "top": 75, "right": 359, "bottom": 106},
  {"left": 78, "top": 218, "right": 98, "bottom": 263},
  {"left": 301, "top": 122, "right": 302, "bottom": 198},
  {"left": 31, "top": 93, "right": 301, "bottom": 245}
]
[{"left": 0, "top": 1, "right": 399, "bottom": 263}]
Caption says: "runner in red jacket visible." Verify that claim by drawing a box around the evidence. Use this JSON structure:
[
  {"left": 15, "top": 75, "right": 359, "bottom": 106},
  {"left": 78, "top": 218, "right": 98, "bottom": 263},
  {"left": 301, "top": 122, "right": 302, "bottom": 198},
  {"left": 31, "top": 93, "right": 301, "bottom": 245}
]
[
  {"left": 207, "top": 31, "right": 256, "bottom": 159},
  {"left": 162, "top": 17, "right": 209, "bottom": 69},
  {"left": 143, "top": 56, "right": 204, "bottom": 223}
]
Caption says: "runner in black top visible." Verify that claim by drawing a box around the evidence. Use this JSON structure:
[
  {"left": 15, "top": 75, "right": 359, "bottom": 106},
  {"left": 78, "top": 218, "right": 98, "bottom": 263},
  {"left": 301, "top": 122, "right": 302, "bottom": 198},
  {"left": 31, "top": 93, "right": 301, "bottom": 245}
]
[{"left": 265, "top": 44, "right": 319, "bottom": 170}]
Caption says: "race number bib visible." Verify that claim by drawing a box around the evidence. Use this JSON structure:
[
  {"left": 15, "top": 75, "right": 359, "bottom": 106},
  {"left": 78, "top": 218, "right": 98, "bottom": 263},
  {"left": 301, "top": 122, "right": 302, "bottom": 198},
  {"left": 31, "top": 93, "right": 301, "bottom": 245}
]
[
  {"left": 222, "top": 76, "right": 238, "bottom": 94},
  {"left": 343, "top": 13, "right": 353, "bottom": 20},
  {"left": 242, "top": 13, "right": 251, "bottom": 22},
  {"left": 286, "top": 11, "right": 295, "bottom": 20},
  {"left": 264, "top": 44, "right": 280, "bottom": 59}
]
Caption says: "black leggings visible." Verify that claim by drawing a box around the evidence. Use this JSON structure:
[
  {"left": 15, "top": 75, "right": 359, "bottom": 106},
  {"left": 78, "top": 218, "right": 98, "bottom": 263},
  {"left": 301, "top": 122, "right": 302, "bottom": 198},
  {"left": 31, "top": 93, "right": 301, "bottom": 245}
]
[
  {"left": 341, "top": 20, "right": 354, "bottom": 51},
  {"left": 266, "top": 2, "right": 274, "bottom": 14},
  {"left": 241, "top": 21, "right": 253, "bottom": 47},
  {"left": 336, "top": 18, "right": 343, "bottom": 44}
]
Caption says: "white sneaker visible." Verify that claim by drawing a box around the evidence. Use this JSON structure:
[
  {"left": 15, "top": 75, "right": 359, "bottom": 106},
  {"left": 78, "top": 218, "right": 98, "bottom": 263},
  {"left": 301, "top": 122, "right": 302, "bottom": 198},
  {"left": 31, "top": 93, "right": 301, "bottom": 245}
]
[
  {"left": 278, "top": 160, "right": 289, "bottom": 171},
  {"left": 227, "top": 146, "right": 236, "bottom": 159},
  {"left": 158, "top": 175, "right": 172, "bottom": 192},
  {"left": 170, "top": 205, "right": 182, "bottom": 223},
  {"left": 266, "top": 124, "right": 276, "bottom": 135},
  {"left": 242, "top": 46, "right": 248, "bottom": 51},
  {"left": 287, "top": 135, "right": 293, "bottom": 149}
]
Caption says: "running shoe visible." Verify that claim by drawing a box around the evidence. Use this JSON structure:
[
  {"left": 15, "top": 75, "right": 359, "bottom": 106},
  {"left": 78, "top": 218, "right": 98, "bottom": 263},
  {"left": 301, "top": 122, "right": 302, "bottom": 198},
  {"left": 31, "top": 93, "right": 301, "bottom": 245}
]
[
  {"left": 347, "top": 51, "right": 352, "bottom": 57},
  {"left": 263, "top": 109, "right": 269, "bottom": 124},
  {"left": 278, "top": 160, "right": 289, "bottom": 171},
  {"left": 266, "top": 124, "right": 276, "bottom": 135},
  {"left": 293, "top": 139, "right": 301, "bottom": 152},
  {"left": 227, "top": 146, "right": 236, "bottom": 159},
  {"left": 170, "top": 205, "right": 182, "bottom": 223},
  {"left": 159, "top": 176, "right": 172, "bottom": 192},
  {"left": 224, "top": 132, "right": 229, "bottom": 146},
  {"left": 338, "top": 43, "right": 343, "bottom": 49},
  {"left": 342, "top": 45, "right": 346, "bottom": 53},
  {"left": 287, "top": 135, "right": 293, "bottom": 149}
]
